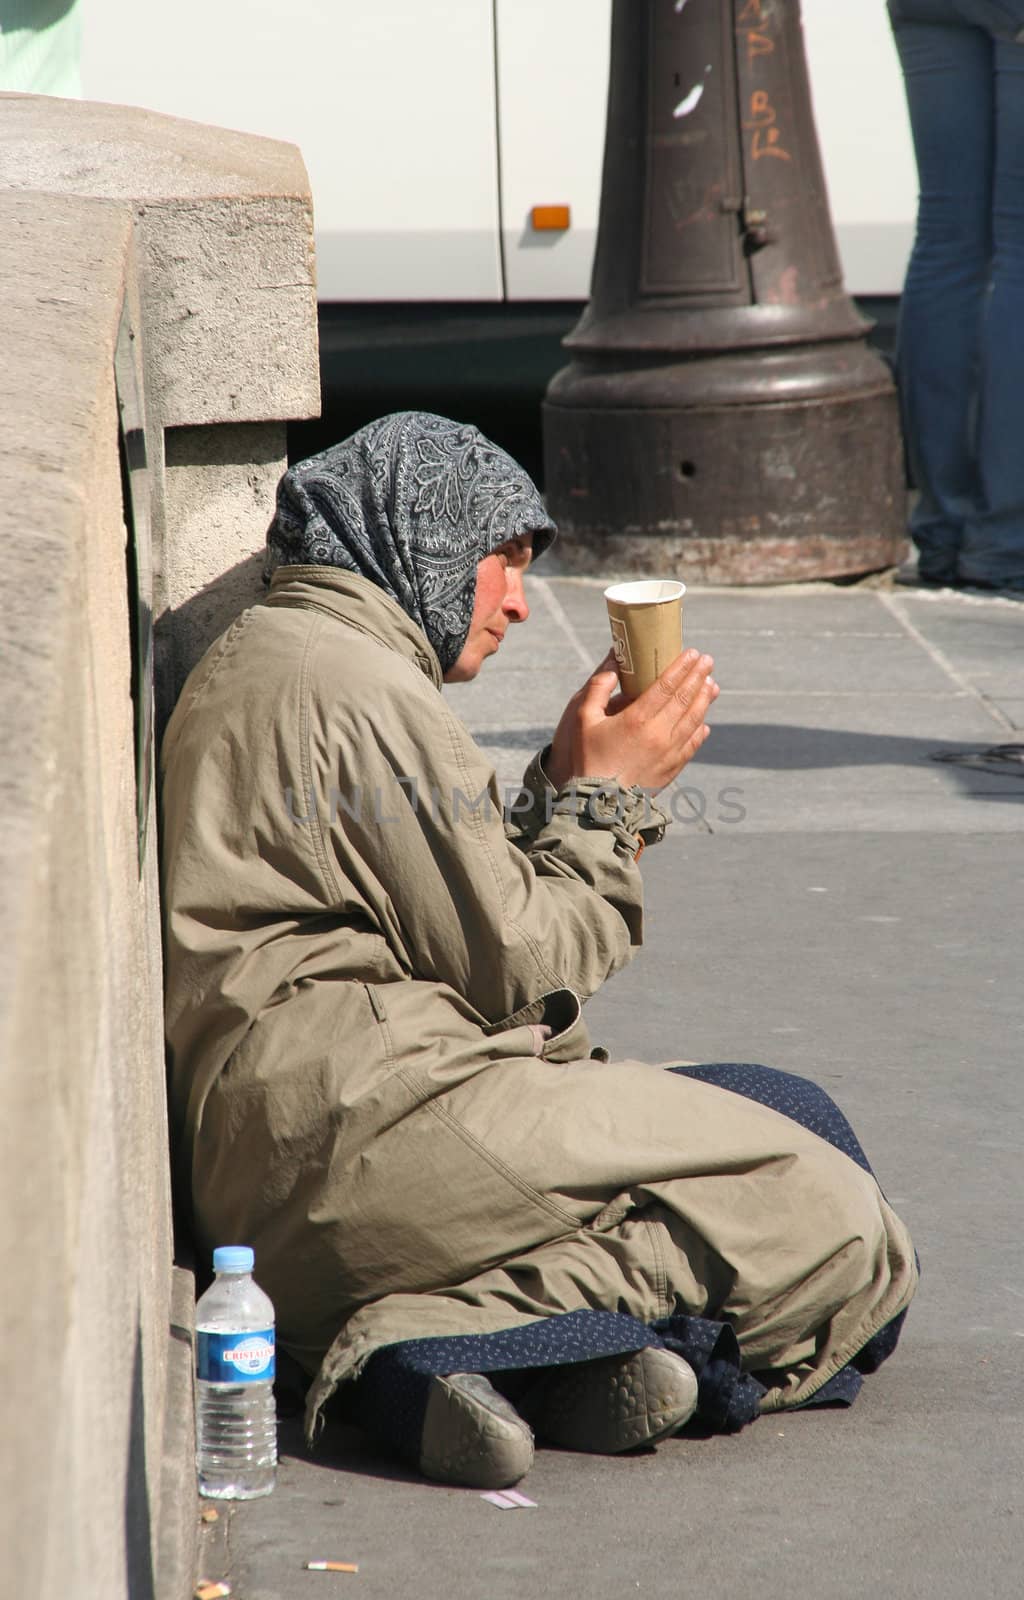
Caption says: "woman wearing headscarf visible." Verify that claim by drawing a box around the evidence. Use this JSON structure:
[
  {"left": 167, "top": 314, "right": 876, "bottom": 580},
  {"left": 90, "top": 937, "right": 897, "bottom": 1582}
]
[{"left": 160, "top": 412, "right": 917, "bottom": 1490}]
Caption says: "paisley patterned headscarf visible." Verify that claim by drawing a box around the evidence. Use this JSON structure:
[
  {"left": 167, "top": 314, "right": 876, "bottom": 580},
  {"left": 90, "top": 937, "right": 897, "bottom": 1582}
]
[{"left": 265, "top": 411, "right": 557, "bottom": 673}]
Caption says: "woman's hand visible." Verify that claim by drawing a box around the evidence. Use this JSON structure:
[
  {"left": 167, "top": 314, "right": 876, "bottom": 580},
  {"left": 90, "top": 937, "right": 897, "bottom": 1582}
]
[{"left": 544, "top": 648, "right": 719, "bottom": 795}]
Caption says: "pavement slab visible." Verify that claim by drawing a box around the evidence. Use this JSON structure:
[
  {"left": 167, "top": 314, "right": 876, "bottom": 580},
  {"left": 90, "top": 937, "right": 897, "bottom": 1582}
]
[
  {"left": 453, "top": 580, "right": 1024, "bottom": 833},
  {"left": 215, "top": 578, "right": 1024, "bottom": 1600}
]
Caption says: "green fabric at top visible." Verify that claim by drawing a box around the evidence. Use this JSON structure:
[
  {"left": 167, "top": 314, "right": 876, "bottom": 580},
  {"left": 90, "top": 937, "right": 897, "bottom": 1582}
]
[{"left": 0, "top": 1, "right": 82, "bottom": 97}]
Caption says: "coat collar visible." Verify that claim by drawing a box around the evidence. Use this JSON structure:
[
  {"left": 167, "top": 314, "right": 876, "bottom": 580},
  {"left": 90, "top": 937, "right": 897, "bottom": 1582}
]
[{"left": 265, "top": 567, "right": 444, "bottom": 689}]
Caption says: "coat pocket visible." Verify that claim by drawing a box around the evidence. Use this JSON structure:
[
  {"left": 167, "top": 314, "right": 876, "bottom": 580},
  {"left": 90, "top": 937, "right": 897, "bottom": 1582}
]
[{"left": 488, "top": 986, "right": 593, "bottom": 1064}]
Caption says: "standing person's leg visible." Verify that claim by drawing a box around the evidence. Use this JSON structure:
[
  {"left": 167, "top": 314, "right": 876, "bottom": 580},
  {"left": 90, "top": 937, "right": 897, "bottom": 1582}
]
[
  {"left": 961, "top": 34, "right": 1024, "bottom": 587},
  {"left": 889, "top": 7, "right": 994, "bottom": 582}
]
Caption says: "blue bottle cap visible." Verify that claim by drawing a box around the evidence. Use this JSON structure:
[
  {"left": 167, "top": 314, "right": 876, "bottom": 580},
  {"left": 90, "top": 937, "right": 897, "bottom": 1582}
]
[{"left": 212, "top": 1245, "right": 255, "bottom": 1273}]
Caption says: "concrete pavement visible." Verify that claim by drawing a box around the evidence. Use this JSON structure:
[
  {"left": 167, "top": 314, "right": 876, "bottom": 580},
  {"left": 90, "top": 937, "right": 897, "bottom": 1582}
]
[{"left": 198, "top": 572, "right": 1024, "bottom": 1600}]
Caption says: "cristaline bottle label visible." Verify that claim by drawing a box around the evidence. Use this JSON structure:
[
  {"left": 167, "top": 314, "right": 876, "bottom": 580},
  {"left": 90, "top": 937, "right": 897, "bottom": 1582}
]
[{"left": 197, "top": 1330, "right": 276, "bottom": 1382}]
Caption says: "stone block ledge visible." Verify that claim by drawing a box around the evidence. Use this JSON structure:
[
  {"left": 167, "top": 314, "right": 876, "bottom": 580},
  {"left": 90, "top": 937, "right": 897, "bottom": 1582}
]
[
  {"left": 0, "top": 96, "right": 322, "bottom": 1600},
  {"left": 0, "top": 91, "right": 320, "bottom": 429}
]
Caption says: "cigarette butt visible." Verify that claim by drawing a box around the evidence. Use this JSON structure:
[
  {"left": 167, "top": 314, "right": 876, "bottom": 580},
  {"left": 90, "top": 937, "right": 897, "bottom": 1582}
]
[
  {"left": 304, "top": 1562, "right": 359, "bottom": 1573},
  {"left": 194, "top": 1584, "right": 231, "bottom": 1600},
  {"left": 200, "top": 1508, "right": 220, "bottom": 1523}
]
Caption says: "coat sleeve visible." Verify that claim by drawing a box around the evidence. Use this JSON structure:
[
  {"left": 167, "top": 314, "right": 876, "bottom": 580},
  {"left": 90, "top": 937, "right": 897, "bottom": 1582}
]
[{"left": 309, "top": 660, "right": 670, "bottom": 1027}]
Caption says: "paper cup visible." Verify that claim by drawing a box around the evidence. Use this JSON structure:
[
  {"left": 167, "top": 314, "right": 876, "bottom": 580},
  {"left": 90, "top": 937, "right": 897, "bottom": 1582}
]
[{"left": 604, "top": 580, "right": 686, "bottom": 699}]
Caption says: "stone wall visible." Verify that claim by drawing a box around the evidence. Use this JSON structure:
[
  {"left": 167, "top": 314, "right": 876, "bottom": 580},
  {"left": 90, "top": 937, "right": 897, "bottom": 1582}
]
[{"left": 0, "top": 95, "right": 319, "bottom": 1600}]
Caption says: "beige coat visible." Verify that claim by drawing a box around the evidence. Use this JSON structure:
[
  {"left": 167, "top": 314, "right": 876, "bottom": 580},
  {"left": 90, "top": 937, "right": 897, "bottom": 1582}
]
[{"left": 160, "top": 568, "right": 917, "bottom": 1432}]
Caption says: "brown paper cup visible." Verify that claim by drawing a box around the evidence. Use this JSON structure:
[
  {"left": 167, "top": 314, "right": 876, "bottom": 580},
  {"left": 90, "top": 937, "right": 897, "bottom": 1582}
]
[{"left": 604, "top": 580, "right": 686, "bottom": 699}]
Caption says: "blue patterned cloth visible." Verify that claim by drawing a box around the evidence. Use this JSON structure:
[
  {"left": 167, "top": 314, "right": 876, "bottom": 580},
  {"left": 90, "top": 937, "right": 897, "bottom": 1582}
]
[
  {"left": 343, "top": 1063, "right": 911, "bottom": 1455},
  {"left": 667, "top": 1061, "right": 872, "bottom": 1172},
  {"left": 345, "top": 1306, "right": 766, "bottom": 1458},
  {"left": 667, "top": 1062, "right": 912, "bottom": 1408}
]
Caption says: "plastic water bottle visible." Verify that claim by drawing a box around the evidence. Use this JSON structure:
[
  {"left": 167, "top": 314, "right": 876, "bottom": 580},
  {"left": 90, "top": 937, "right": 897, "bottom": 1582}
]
[{"left": 195, "top": 1245, "right": 277, "bottom": 1499}]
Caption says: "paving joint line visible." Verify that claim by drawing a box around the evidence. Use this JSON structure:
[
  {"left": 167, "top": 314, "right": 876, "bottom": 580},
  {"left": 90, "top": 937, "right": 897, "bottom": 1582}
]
[
  {"left": 663, "top": 775, "right": 715, "bottom": 834},
  {"left": 879, "top": 591, "right": 1016, "bottom": 734},
  {"left": 529, "top": 576, "right": 598, "bottom": 674}
]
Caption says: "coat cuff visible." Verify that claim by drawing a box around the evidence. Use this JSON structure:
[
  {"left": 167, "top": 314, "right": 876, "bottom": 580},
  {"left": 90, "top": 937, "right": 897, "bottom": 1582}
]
[{"left": 505, "top": 748, "right": 669, "bottom": 856}]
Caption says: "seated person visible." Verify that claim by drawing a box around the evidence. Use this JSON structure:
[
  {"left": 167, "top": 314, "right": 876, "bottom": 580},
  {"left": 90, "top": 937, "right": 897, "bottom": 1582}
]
[{"left": 160, "top": 411, "right": 918, "bottom": 1489}]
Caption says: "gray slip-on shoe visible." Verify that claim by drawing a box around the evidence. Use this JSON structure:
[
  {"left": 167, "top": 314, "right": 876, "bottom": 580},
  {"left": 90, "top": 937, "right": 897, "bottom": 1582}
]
[
  {"left": 526, "top": 1347, "right": 699, "bottom": 1454},
  {"left": 418, "top": 1372, "right": 535, "bottom": 1489}
]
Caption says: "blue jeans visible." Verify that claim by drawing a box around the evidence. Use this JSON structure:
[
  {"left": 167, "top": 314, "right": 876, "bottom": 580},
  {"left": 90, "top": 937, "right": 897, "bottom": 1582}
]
[{"left": 888, "top": 0, "right": 1024, "bottom": 583}]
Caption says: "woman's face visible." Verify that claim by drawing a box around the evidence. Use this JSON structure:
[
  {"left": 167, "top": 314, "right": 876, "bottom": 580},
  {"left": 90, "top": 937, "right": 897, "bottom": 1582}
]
[{"left": 443, "top": 535, "right": 534, "bottom": 682}]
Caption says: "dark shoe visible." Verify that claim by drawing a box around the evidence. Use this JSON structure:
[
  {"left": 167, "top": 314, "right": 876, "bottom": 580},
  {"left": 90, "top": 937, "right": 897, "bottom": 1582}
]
[
  {"left": 895, "top": 565, "right": 955, "bottom": 589},
  {"left": 955, "top": 574, "right": 1024, "bottom": 595},
  {"left": 418, "top": 1373, "right": 534, "bottom": 1489},
  {"left": 523, "top": 1347, "right": 699, "bottom": 1454}
]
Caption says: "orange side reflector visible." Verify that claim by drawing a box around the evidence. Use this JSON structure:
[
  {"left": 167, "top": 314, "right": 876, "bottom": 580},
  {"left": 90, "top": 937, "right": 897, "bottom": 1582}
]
[{"left": 530, "top": 204, "right": 571, "bottom": 232}]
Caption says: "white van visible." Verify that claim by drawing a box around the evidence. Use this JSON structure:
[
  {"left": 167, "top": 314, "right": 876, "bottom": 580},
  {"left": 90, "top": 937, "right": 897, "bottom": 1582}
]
[{"left": 81, "top": 0, "right": 916, "bottom": 305}]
